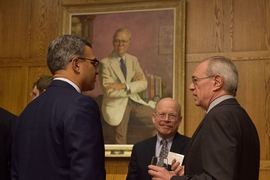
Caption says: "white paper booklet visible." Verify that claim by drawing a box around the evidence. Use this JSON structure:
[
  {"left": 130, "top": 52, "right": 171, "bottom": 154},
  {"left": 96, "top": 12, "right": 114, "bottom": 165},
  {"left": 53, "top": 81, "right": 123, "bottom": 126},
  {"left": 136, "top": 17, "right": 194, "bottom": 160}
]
[{"left": 167, "top": 152, "right": 185, "bottom": 165}]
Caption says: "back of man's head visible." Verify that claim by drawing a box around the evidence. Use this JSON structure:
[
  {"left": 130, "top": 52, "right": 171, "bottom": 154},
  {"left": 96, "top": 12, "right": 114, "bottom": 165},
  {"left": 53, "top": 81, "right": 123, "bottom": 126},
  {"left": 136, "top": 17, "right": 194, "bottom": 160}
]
[
  {"left": 47, "top": 34, "right": 92, "bottom": 75},
  {"left": 35, "top": 75, "right": 53, "bottom": 93}
]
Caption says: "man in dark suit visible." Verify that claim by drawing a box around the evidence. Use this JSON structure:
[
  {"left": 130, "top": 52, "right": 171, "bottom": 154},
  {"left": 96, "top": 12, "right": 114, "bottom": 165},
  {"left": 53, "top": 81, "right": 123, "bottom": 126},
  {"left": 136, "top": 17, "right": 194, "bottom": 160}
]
[
  {"left": 126, "top": 97, "right": 190, "bottom": 180},
  {"left": 11, "top": 35, "right": 106, "bottom": 180},
  {"left": 0, "top": 107, "right": 17, "bottom": 180},
  {"left": 148, "top": 56, "right": 260, "bottom": 180}
]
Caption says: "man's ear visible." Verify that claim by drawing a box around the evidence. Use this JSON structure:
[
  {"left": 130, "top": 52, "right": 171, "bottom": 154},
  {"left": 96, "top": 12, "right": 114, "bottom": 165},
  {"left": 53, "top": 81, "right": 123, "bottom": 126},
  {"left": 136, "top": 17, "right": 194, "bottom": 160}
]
[
  {"left": 213, "top": 74, "right": 223, "bottom": 90},
  {"left": 70, "top": 57, "right": 80, "bottom": 73}
]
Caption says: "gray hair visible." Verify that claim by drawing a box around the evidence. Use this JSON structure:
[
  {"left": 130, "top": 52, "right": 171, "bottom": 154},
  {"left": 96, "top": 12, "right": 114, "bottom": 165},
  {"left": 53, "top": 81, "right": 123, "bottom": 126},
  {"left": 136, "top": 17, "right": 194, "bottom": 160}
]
[
  {"left": 47, "top": 34, "right": 92, "bottom": 75},
  {"left": 113, "top": 28, "right": 132, "bottom": 41},
  {"left": 204, "top": 56, "right": 238, "bottom": 96}
]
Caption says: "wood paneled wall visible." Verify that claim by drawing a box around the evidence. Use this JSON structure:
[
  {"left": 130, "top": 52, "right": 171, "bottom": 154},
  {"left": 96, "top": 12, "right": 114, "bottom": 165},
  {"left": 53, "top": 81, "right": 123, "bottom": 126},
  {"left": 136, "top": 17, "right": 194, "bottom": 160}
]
[{"left": 0, "top": 0, "right": 269, "bottom": 179}]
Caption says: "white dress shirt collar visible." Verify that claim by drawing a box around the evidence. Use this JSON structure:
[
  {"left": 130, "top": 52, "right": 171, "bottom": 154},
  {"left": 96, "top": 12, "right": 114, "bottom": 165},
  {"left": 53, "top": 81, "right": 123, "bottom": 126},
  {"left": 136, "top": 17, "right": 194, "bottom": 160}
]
[
  {"left": 118, "top": 55, "right": 126, "bottom": 64},
  {"left": 155, "top": 134, "right": 175, "bottom": 156},
  {"left": 207, "top": 95, "right": 234, "bottom": 113}
]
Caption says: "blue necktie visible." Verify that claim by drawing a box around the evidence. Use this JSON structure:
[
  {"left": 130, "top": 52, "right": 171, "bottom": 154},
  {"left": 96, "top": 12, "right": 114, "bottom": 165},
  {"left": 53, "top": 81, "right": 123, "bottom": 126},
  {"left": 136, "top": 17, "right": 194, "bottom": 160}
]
[{"left": 120, "top": 58, "right": 127, "bottom": 79}]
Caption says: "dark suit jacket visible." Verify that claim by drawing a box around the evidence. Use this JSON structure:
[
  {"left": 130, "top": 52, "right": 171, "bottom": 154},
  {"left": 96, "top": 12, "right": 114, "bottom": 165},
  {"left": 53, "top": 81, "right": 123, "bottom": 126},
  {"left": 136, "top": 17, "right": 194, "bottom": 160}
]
[
  {"left": 171, "top": 98, "right": 260, "bottom": 180},
  {"left": 0, "top": 108, "right": 17, "bottom": 180},
  {"left": 11, "top": 80, "right": 106, "bottom": 180},
  {"left": 126, "top": 132, "right": 190, "bottom": 180}
]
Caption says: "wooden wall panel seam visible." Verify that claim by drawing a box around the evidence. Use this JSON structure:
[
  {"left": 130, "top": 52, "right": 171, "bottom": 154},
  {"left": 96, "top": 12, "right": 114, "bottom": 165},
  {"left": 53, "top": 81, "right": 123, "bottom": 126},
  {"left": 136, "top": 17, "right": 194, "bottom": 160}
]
[{"left": 186, "top": 50, "right": 270, "bottom": 62}]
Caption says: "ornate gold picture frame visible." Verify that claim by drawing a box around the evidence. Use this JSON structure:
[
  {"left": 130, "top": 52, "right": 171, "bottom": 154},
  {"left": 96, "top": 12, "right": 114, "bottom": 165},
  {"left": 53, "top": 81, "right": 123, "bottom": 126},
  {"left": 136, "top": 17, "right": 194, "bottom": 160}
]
[{"left": 62, "top": 0, "right": 185, "bottom": 157}]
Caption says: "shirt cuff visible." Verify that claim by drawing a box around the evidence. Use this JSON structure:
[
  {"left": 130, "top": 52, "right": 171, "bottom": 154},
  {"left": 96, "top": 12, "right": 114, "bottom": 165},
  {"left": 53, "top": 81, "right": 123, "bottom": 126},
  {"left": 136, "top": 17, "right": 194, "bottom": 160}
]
[{"left": 125, "top": 83, "right": 130, "bottom": 91}]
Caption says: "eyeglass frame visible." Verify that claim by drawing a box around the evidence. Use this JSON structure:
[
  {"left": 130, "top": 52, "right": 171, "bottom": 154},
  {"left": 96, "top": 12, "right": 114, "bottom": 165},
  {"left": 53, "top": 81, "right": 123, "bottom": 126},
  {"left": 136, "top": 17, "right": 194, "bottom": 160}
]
[
  {"left": 76, "top": 57, "right": 99, "bottom": 69},
  {"left": 113, "top": 39, "right": 130, "bottom": 45},
  {"left": 191, "top": 75, "right": 214, "bottom": 85},
  {"left": 154, "top": 112, "right": 180, "bottom": 121}
]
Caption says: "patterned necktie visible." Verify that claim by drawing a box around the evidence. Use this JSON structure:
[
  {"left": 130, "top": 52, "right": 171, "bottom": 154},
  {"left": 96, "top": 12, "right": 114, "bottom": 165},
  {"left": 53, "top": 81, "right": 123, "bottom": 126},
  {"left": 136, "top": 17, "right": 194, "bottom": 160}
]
[
  {"left": 120, "top": 58, "right": 127, "bottom": 79},
  {"left": 158, "top": 139, "right": 168, "bottom": 166}
]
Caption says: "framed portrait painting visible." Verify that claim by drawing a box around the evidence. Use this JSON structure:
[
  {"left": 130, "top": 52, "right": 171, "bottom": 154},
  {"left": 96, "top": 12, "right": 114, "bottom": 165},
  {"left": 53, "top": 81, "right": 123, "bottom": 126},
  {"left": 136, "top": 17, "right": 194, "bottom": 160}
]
[{"left": 62, "top": 0, "right": 186, "bottom": 157}]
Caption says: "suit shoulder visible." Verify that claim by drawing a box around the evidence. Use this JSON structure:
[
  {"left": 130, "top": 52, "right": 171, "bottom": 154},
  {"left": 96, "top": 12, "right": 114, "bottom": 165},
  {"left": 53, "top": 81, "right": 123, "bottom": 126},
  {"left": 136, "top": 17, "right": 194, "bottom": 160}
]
[
  {"left": 75, "top": 94, "right": 99, "bottom": 107},
  {"left": 174, "top": 132, "right": 191, "bottom": 142},
  {"left": 100, "top": 52, "right": 116, "bottom": 62},
  {"left": 100, "top": 57, "right": 110, "bottom": 63},
  {"left": 0, "top": 107, "right": 17, "bottom": 123},
  {"left": 52, "top": 89, "right": 98, "bottom": 110},
  {"left": 133, "top": 136, "right": 155, "bottom": 147},
  {"left": 180, "top": 134, "right": 191, "bottom": 141},
  {"left": 125, "top": 53, "right": 138, "bottom": 60}
]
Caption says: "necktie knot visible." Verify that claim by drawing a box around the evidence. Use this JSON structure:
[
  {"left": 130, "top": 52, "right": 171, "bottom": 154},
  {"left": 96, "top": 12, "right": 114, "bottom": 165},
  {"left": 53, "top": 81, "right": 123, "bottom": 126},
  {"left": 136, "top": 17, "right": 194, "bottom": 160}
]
[{"left": 161, "top": 139, "right": 167, "bottom": 146}]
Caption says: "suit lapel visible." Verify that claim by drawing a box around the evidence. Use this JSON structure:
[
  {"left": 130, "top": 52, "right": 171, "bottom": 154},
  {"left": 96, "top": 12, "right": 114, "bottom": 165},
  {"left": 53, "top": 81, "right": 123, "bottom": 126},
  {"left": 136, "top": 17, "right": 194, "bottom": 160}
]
[
  {"left": 170, "top": 133, "right": 185, "bottom": 153},
  {"left": 184, "top": 118, "right": 204, "bottom": 157},
  {"left": 109, "top": 54, "right": 126, "bottom": 82},
  {"left": 146, "top": 136, "right": 157, "bottom": 162},
  {"left": 125, "top": 54, "right": 133, "bottom": 82}
]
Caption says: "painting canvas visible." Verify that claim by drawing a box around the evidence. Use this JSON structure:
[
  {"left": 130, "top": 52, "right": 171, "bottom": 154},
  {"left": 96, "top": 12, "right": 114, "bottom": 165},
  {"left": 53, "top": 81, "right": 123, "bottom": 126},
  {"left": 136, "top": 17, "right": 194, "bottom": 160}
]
[{"left": 62, "top": 0, "right": 185, "bottom": 156}]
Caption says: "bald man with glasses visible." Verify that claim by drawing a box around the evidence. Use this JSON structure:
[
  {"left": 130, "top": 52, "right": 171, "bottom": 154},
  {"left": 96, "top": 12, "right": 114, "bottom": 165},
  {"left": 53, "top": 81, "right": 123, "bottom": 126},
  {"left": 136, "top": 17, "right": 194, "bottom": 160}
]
[
  {"left": 126, "top": 98, "right": 190, "bottom": 180},
  {"left": 148, "top": 56, "right": 260, "bottom": 180}
]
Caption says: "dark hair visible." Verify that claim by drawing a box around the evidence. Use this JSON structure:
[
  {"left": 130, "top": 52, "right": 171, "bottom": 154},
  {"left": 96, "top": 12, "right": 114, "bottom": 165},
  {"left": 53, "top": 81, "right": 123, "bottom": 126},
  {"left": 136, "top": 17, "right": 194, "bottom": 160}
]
[{"left": 33, "top": 76, "right": 53, "bottom": 93}]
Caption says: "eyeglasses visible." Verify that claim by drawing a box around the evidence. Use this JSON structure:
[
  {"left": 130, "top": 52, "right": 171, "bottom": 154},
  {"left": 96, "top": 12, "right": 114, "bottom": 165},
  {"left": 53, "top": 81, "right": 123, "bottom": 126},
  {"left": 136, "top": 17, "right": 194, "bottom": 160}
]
[
  {"left": 154, "top": 113, "right": 179, "bottom": 121},
  {"left": 77, "top": 57, "right": 99, "bottom": 69},
  {"left": 113, "top": 39, "right": 130, "bottom": 45},
  {"left": 191, "top": 75, "right": 214, "bottom": 85}
]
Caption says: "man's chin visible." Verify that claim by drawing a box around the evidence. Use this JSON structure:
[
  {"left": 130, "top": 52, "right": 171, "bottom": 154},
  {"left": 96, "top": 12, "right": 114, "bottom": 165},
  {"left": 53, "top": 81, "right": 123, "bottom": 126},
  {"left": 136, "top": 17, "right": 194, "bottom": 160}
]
[{"left": 115, "top": 51, "right": 125, "bottom": 57}]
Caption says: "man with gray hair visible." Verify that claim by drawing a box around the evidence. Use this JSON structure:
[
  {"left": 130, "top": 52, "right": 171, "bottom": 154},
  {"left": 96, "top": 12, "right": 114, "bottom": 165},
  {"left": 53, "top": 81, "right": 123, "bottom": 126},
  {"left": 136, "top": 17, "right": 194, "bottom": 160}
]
[
  {"left": 12, "top": 35, "right": 106, "bottom": 180},
  {"left": 148, "top": 56, "right": 260, "bottom": 180}
]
